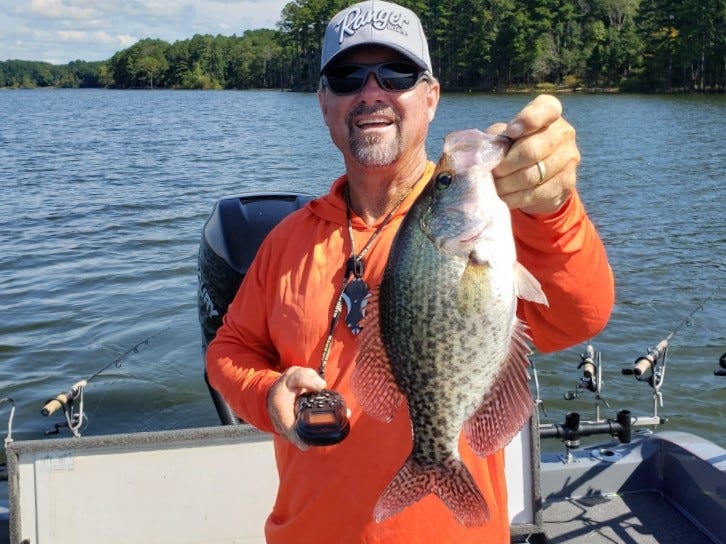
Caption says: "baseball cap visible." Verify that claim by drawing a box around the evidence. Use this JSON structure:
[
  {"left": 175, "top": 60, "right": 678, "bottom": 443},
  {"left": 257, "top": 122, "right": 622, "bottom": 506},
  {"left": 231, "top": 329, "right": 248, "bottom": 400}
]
[{"left": 320, "top": 0, "right": 432, "bottom": 75}]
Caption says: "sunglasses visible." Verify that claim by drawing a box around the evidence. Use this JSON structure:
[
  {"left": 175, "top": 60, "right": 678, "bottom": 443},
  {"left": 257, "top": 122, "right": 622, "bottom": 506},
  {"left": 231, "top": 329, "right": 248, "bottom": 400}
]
[{"left": 322, "top": 62, "right": 429, "bottom": 95}]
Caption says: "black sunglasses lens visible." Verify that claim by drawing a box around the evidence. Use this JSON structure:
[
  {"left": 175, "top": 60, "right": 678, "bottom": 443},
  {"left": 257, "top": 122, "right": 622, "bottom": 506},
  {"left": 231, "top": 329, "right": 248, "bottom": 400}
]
[
  {"left": 325, "top": 63, "right": 422, "bottom": 95},
  {"left": 325, "top": 65, "right": 367, "bottom": 94},
  {"left": 378, "top": 63, "right": 421, "bottom": 90}
]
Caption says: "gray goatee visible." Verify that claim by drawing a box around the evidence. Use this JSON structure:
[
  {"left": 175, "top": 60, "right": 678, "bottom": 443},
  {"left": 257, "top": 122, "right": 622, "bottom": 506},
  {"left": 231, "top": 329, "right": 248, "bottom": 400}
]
[{"left": 347, "top": 104, "right": 402, "bottom": 167}]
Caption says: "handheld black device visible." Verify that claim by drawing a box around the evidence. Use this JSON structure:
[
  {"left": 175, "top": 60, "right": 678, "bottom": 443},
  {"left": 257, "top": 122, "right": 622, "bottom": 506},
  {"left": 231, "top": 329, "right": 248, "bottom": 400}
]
[{"left": 295, "top": 389, "right": 350, "bottom": 446}]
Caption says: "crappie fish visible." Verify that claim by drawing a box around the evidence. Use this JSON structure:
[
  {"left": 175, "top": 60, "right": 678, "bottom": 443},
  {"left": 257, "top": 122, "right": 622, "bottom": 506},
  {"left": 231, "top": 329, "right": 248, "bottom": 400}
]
[{"left": 352, "top": 129, "right": 548, "bottom": 526}]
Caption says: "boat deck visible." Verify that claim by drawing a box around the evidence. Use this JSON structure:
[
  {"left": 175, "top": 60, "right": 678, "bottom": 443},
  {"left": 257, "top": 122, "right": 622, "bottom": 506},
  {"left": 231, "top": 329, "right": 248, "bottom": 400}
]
[
  {"left": 530, "top": 431, "right": 726, "bottom": 544},
  {"left": 541, "top": 491, "right": 715, "bottom": 543}
]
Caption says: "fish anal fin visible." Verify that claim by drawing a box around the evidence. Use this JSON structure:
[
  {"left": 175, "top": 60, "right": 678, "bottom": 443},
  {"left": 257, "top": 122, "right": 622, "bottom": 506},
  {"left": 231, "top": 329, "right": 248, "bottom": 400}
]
[
  {"left": 352, "top": 289, "right": 403, "bottom": 422},
  {"left": 374, "top": 457, "right": 489, "bottom": 527},
  {"left": 514, "top": 261, "right": 548, "bottom": 306},
  {"left": 463, "top": 319, "right": 535, "bottom": 457},
  {"left": 457, "top": 261, "right": 490, "bottom": 314}
]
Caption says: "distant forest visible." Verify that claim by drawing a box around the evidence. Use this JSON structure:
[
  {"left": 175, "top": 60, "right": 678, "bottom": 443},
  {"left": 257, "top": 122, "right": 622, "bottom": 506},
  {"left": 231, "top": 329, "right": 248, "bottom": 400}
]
[{"left": 2, "top": 0, "right": 724, "bottom": 92}]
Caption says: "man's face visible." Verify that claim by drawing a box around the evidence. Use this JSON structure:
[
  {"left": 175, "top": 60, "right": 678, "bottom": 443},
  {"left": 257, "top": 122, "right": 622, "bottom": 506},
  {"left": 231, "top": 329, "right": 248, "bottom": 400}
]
[{"left": 318, "top": 46, "right": 440, "bottom": 170}]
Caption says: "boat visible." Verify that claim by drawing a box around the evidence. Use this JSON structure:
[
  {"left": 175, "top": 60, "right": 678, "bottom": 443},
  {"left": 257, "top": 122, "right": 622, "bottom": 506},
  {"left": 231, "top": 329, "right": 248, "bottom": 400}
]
[{"left": 1, "top": 192, "right": 724, "bottom": 544}]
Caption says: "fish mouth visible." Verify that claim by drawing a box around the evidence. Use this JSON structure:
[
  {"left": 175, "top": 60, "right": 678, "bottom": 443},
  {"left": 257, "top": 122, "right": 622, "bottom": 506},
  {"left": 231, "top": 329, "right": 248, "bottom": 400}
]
[
  {"left": 458, "top": 222, "right": 489, "bottom": 245},
  {"left": 433, "top": 220, "right": 491, "bottom": 259}
]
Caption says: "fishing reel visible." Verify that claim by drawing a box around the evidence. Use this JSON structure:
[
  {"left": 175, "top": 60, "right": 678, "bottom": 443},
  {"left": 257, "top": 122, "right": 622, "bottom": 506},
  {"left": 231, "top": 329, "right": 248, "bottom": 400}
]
[
  {"left": 715, "top": 352, "right": 726, "bottom": 377},
  {"left": 564, "top": 344, "right": 609, "bottom": 421},
  {"left": 564, "top": 344, "right": 601, "bottom": 396}
]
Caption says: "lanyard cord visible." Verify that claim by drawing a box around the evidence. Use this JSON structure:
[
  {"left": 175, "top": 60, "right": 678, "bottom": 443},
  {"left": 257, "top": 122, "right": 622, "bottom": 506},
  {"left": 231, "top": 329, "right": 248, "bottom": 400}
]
[{"left": 317, "top": 184, "right": 411, "bottom": 378}]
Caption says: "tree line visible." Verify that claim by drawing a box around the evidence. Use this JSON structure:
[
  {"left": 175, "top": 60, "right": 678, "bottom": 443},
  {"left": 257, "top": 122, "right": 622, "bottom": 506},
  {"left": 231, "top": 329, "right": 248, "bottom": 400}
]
[{"left": 1, "top": 0, "right": 723, "bottom": 92}]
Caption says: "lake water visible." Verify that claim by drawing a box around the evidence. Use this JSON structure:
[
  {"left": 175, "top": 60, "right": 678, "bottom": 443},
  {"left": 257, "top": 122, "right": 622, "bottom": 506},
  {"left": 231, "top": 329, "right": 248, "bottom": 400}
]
[{"left": 0, "top": 89, "right": 724, "bottom": 450}]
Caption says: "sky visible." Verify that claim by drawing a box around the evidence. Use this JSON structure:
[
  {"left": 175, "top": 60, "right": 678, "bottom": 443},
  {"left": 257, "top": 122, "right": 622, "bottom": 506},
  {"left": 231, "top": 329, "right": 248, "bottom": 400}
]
[{"left": 1, "top": 0, "right": 290, "bottom": 65}]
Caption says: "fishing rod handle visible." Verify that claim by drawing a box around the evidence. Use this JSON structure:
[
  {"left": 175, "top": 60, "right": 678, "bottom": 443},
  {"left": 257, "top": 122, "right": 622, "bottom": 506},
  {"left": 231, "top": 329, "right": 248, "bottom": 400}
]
[
  {"left": 41, "top": 380, "right": 87, "bottom": 417},
  {"left": 632, "top": 355, "right": 654, "bottom": 377},
  {"left": 631, "top": 338, "right": 670, "bottom": 377}
]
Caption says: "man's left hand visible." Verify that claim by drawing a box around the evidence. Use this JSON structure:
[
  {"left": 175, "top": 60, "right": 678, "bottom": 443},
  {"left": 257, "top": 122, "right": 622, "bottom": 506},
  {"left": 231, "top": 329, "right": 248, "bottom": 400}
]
[{"left": 487, "top": 94, "right": 580, "bottom": 216}]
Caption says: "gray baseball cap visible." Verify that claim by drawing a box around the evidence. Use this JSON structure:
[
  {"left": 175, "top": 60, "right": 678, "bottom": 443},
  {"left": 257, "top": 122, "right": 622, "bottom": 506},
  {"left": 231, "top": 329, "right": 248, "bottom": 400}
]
[{"left": 320, "top": 0, "right": 432, "bottom": 75}]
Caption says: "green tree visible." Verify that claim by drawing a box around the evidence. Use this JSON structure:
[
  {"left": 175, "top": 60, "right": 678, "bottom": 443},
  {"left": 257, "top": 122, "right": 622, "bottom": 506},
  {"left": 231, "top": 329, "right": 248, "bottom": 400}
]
[
  {"left": 107, "top": 39, "right": 171, "bottom": 88},
  {"left": 278, "top": 0, "right": 349, "bottom": 89},
  {"left": 638, "top": 0, "right": 724, "bottom": 91},
  {"left": 584, "top": 0, "right": 644, "bottom": 88}
]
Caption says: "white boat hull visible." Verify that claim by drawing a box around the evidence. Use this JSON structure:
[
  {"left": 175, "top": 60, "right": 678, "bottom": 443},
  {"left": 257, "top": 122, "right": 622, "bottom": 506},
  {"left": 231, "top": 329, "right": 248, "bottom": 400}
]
[{"left": 3, "top": 422, "right": 725, "bottom": 543}]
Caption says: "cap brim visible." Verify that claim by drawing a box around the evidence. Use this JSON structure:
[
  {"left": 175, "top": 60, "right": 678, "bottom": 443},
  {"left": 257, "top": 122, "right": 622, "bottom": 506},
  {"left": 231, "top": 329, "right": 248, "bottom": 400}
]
[{"left": 321, "top": 43, "right": 429, "bottom": 75}]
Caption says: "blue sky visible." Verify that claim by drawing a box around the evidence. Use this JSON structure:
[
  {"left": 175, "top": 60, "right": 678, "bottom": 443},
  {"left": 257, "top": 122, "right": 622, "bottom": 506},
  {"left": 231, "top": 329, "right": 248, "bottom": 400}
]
[{"left": 1, "top": 0, "right": 289, "bottom": 65}]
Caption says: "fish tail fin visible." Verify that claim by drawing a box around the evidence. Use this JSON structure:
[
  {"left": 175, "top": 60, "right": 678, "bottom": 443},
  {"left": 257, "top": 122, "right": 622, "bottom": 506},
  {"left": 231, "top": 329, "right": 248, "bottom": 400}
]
[{"left": 374, "top": 456, "right": 489, "bottom": 526}]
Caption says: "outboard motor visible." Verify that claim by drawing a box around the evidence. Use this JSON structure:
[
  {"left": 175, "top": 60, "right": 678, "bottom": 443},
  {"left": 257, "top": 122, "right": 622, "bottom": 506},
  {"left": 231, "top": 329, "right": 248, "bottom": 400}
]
[{"left": 197, "top": 192, "right": 314, "bottom": 424}]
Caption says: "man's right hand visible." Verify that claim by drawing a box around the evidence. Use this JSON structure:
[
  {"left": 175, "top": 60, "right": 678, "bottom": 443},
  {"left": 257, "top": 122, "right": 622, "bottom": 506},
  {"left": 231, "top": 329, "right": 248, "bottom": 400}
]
[{"left": 267, "top": 366, "right": 327, "bottom": 451}]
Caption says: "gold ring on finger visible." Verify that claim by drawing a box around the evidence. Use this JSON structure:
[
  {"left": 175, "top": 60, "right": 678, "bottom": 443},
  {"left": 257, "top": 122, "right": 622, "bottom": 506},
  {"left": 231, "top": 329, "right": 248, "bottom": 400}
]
[{"left": 536, "top": 160, "right": 546, "bottom": 186}]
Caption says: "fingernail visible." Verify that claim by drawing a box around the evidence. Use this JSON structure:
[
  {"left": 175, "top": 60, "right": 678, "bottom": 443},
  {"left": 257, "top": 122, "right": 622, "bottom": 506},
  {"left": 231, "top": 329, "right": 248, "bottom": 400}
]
[{"left": 504, "top": 121, "right": 524, "bottom": 139}]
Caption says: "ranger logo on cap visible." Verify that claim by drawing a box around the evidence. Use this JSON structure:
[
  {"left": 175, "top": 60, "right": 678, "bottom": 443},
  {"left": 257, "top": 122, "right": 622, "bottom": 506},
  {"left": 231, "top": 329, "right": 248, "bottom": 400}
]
[{"left": 334, "top": 6, "right": 411, "bottom": 44}]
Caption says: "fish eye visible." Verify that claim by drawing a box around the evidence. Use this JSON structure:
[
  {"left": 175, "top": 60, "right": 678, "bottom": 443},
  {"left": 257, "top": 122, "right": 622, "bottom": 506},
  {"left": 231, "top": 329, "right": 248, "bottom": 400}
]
[{"left": 435, "top": 172, "right": 453, "bottom": 189}]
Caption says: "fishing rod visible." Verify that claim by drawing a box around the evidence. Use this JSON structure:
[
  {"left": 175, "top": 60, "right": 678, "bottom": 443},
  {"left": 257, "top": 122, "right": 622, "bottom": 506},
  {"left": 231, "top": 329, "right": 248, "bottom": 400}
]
[
  {"left": 621, "top": 292, "right": 717, "bottom": 418},
  {"left": 41, "top": 329, "right": 167, "bottom": 437}
]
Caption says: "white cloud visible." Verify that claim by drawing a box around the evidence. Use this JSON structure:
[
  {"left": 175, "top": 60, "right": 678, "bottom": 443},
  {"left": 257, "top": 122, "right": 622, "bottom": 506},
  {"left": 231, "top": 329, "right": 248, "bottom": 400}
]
[
  {"left": 28, "top": 0, "right": 100, "bottom": 20},
  {"left": 0, "top": 0, "right": 289, "bottom": 64},
  {"left": 57, "top": 30, "right": 123, "bottom": 45}
]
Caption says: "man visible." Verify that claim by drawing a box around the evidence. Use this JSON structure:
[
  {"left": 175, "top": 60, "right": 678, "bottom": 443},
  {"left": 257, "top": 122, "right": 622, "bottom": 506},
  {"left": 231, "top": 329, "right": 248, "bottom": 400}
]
[{"left": 206, "top": 1, "right": 614, "bottom": 542}]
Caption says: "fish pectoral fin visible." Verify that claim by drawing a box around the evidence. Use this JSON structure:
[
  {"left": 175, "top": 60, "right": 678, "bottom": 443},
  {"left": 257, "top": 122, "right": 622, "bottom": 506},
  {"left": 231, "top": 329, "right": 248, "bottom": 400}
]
[
  {"left": 463, "top": 319, "right": 535, "bottom": 457},
  {"left": 351, "top": 290, "right": 404, "bottom": 423},
  {"left": 374, "top": 457, "right": 489, "bottom": 527},
  {"left": 457, "top": 260, "right": 490, "bottom": 314},
  {"left": 513, "top": 261, "right": 548, "bottom": 306}
]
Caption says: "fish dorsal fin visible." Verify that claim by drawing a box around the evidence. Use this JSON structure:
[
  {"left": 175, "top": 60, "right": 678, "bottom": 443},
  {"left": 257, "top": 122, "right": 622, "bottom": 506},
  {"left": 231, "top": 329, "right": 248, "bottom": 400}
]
[
  {"left": 462, "top": 319, "right": 534, "bottom": 457},
  {"left": 457, "top": 260, "right": 490, "bottom": 315},
  {"left": 351, "top": 288, "right": 404, "bottom": 423},
  {"left": 513, "top": 261, "right": 548, "bottom": 306}
]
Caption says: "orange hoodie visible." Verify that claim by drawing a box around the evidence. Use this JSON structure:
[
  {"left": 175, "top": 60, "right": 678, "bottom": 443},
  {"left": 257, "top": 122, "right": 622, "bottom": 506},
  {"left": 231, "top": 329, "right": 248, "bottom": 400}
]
[{"left": 206, "top": 162, "right": 614, "bottom": 544}]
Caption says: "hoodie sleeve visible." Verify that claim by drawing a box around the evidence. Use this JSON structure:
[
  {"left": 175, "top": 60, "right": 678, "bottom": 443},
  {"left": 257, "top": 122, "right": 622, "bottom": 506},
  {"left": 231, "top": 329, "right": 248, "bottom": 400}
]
[
  {"left": 512, "top": 191, "right": 615, "bottom": 353},
  {"left": 205, "top": 240, "right": 280, "bottom": 433}
]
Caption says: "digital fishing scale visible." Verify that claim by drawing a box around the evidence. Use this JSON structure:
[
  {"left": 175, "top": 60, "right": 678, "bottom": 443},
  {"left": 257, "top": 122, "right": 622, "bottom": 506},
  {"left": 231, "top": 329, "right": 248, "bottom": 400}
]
[{"left": 294, "top": 389, "right": 350, "bottom": 446}]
